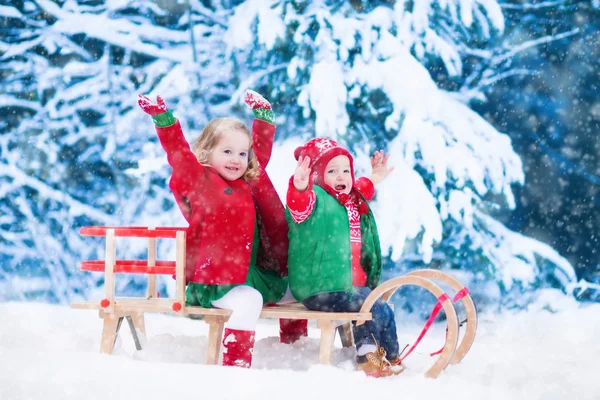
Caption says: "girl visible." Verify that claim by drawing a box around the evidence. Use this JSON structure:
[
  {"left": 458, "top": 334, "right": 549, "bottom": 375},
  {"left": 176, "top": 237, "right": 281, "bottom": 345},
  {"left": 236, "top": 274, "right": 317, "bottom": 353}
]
[
  {"left": 138, "top": 91, "right": 306, "bottom": 368},
  {"left": 285, "top": 138, "right": 402, "bottom": 377}
]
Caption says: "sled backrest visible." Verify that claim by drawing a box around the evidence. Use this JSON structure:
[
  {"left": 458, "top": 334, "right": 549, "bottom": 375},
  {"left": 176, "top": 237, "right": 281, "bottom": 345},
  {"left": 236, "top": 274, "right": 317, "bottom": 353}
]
[{"left": 79, "top": 226, "right": 186, "bottom": 313}]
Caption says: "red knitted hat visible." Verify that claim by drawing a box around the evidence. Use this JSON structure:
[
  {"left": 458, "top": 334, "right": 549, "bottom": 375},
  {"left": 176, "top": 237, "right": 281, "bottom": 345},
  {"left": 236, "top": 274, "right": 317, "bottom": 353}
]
[{"left": 294, "top": 138, "right": 355, "bottom": 187}]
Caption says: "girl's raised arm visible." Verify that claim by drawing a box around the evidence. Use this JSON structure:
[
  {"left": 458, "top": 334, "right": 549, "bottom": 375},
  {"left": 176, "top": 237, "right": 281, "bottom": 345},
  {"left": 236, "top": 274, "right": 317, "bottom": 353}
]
[
  {"left": 244, "top": 90, "right": 290, "bottom": 273},
  {"left": 244, "top": 90, "right": 276, "bottom": 167},
  {"left": 138, "top": 95, "right": 202, "bottom": 196}
]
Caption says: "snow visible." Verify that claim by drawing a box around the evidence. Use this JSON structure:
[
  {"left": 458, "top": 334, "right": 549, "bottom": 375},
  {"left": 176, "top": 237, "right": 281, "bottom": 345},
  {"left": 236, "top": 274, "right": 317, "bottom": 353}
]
[
  {"left": 0, "top": 95, "right": 42, "bottom": 112},
  {"left": 1, "top": 298, "right": 598, "bottom": 400},
  {"left": 225, "top": 0, "right": 285, "bottom": 52},
  {"left": 368, "top": 157, "right": 443, "bottom": 263},
  {"left": 37, "top": 0, "right": 190, "bottom": 63},
  {"left": 265, "top": 137, "right": 307, "bottom": 202},
  {"left": 4, "top": 164, "right": 117, "bottom": 225},
  {"left": 393, "top": 0, "right": 504, "bottom": 73},
  {"left": 0, "top": 4, "right": 22, "bottom": 18},
  {"left": 298, "top": 61, "right": 349, "bottom": 137}
]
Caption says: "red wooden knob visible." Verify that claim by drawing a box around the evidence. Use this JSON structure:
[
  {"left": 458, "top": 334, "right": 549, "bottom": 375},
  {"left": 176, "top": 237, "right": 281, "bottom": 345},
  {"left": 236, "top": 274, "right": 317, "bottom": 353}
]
[
  {"left": 172, "top": 302, "right": 182, "bottom": 312},
  {"left": 100, "top": 299, "right": 110, "bottom": 308}
]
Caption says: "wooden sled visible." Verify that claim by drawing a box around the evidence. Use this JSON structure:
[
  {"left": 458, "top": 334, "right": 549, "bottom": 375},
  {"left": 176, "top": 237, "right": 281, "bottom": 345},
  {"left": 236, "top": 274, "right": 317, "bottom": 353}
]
[{"left": 71, "top": 226, "right": 477, "bottom": 378}]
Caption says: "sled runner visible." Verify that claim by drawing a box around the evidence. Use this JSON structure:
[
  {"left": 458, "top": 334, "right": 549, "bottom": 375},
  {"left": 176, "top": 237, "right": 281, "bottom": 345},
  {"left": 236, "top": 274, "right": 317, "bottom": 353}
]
[
  {"left": 357, "top": 270, "right": 478, "bottom": 377},
  {"left": 71, "top": 226, "right": 476, "bottom": 378}
]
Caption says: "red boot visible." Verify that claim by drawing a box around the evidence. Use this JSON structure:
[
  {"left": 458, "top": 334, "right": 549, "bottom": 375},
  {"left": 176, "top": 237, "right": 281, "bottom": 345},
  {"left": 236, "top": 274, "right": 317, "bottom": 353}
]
[
  {"left": 279, "top": 319, "right": 308, "bottom": 344},
  {"left": 222, "top": 328, "right": 255, "bottom": 368}
]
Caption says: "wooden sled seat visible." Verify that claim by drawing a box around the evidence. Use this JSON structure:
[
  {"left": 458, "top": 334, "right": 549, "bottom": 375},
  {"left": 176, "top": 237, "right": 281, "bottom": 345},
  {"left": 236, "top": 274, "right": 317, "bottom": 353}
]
[
  {"left": 71, "top": 226, "right": 370, "bottom": 365},
  {"left": 71, "top": 299, "right": 370, "bottom": 365}
]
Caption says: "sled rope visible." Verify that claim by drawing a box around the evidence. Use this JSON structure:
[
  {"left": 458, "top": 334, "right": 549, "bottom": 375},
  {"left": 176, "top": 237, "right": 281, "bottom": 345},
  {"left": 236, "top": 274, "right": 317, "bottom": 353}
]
[
  {"left": 399, "top": 287, "right": 470, "bottom": 362},
  {"left": 429, "top": 288, "right": 470, "bottom": 357},
  {"left": 399, "top": 293, "right": 450, "bottom": 362}
]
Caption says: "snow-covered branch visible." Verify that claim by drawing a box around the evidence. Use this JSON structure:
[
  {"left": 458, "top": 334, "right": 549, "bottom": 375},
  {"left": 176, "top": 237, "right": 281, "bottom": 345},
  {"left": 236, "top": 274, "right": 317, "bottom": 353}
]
[
  {"left": 495, "top": 28, "right": 580, "bottom": 64},
  {"left": 3, "top": 163, "right": 118, "bottom": 224},
  {"left": 499, "top": 1, "right": 571, "bottom": 10}
]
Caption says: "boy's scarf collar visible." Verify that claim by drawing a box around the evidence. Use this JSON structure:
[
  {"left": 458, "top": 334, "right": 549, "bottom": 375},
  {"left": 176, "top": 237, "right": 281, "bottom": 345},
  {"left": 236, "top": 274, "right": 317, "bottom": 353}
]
[{"left": 319, "top": 184, "right": 369, "bottom": 215}]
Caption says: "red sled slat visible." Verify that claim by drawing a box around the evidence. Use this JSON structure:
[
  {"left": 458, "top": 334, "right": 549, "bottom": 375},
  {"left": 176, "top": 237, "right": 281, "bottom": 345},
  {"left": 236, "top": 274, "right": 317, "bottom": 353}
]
[
  {"left": 79, "top": 226, "right": 185, "bottom": 238},
  {"left": 81, "top": 260, "right": 176, "bottom": 275}
]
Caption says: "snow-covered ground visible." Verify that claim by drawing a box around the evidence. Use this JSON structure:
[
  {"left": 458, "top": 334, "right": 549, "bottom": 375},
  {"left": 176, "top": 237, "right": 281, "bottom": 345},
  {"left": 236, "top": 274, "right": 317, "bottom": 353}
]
[{"left": 1, "top": 297, "right": 598, "bottom": 400}]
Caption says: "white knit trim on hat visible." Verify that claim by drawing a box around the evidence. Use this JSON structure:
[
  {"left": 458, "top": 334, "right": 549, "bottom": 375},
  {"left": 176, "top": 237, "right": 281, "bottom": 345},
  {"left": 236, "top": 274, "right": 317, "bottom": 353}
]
[{"left": 311, "top": 143, "right": 349, "bottom": 167}]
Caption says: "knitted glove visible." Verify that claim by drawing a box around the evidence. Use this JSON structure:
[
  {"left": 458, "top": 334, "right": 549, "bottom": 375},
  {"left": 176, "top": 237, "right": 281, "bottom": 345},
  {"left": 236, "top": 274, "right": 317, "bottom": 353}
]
[
  {"left": 138, "top": 94, "right": 176, "bottom": 127},
  {"left": 244, "top": 89, "right": 275, "bottom": 124}
]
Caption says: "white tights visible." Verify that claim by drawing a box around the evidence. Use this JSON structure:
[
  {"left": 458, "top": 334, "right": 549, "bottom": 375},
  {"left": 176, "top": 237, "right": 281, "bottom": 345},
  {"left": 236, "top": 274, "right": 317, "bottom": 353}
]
[{"left": 211, "top": 285, "right": 296, "bottom": 331}]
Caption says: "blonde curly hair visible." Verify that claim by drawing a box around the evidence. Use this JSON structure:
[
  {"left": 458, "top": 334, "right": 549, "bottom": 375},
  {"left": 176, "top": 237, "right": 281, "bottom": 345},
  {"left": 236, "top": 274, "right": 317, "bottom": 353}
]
[{"left": 191, "top": 117, "right": 259, "bottom": 181}]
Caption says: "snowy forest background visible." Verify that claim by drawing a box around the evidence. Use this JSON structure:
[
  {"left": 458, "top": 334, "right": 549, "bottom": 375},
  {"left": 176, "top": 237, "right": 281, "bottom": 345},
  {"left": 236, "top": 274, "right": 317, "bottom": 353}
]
[{"left": 1, "top": 0, "right": 599, "bottom": 312}]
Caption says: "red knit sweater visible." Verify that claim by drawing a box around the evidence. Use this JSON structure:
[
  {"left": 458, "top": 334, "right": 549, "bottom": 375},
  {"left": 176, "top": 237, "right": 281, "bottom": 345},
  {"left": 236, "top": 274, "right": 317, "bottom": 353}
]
[{"left": 155, "top": 119, "right": 288, "bottom": 284}]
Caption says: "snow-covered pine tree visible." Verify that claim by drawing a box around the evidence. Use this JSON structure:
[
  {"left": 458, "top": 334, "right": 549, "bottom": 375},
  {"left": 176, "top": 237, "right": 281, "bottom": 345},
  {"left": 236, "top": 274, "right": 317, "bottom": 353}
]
[
  {"left": 223, "top": 0, "right": 578, "bottom": 308},
  {"left": 0, "top": 0, "right": 582, "bottom": 309},
  {"left": 0, "top": 0, "right": 222, "bottom": 301}
]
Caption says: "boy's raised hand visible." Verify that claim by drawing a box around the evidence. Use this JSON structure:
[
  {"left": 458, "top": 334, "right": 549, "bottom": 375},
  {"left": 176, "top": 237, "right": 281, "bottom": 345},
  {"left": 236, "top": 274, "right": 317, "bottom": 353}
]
[
  {"left": 138, "top": 94, "right": 168, "bottom": 116},
  {"left": 293, "top": 156, "right": 311, "bottom": 191},
  {"left": 370, "top": 150, "right": 394, "bottom": 185}
]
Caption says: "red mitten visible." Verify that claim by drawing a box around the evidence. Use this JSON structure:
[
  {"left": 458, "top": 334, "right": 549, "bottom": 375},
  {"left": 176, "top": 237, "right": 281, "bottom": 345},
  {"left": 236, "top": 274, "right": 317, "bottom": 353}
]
[
  {"left": 138, "top": 94, "right": 168, "bottom": 116},
  {"left": 244, "top": 89, "right": 272, "bottom": 110}
]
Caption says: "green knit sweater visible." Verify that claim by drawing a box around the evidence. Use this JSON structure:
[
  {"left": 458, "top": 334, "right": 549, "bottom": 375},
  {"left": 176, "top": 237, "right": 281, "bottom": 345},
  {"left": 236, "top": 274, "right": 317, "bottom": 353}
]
[{"left": 285, "top": 185, "right": 382, "bottom": 301}]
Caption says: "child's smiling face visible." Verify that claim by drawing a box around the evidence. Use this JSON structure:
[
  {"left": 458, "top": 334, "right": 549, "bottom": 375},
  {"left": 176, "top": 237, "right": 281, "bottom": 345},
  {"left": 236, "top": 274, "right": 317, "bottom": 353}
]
[
  {"left": 208, "top": 128, "right": 250, "bottom": 181},
  {"left": 323, "top": 155, "right": 352, "bottom": 194}
]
